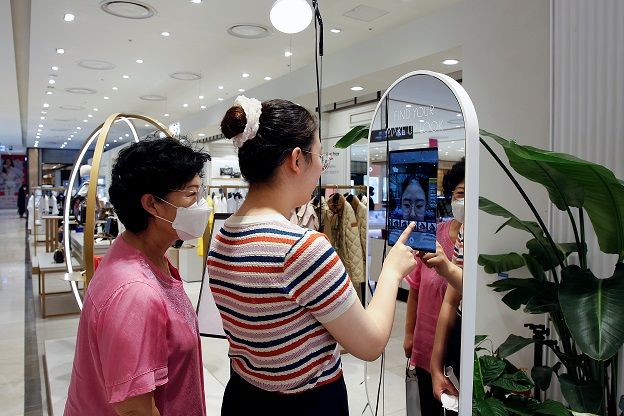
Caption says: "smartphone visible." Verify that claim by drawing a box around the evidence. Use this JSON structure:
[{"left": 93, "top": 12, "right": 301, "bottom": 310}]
[{"left": 387, "top": 148, "right": 439, "bottom": 252}]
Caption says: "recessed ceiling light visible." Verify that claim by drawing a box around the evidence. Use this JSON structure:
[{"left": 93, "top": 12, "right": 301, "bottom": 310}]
[
  {"left": 419, "top": 119, "right": 425, "bottom": 122},
  {"left": 40, "top": 116, "right": 45, "bottom": 120},
  {"left": 70, "top": 135, "right": 74, "bottom": 137},
  {"left": 191, "top": 0, "right": 202, "bottom": 3},
  {"left": 164, "top": 113, "right": 169, "bottom": 117},
  {"left": 46, "top": 91, "right": 53, "bottom": 95},
  {"left": 242, "top": 73, "right": 250, "bottom": 78},
  {"left": 114, "top": 139, "right": 117, "bottom": 143},
  {"left": 135, "top": 59, "right": 143, "bottom": 64},
  {"left": 93, "top": 108, "right": 98, "bottom": 111},
  {"left": 198, "top": 95, "right": 204, "bottom": 100},
  {"left": 183, "top": 103, "right": 188, "bottom": 108},
  {"left": 405, "top": 104, "right": 412, "bottom": 108},
  {"left": 37, "top": 129, "right": 42, "bottom": 132},
  {"left": 217, "top": 97, "right": 224, "bottom": 101},
  {"left": 350, "top": 86, "right": 364, "bottom": 91},
  {"left": 238, "top": 88, "right": 245, "bottom": 92},
  {"left": 56, "top": 48, "right": 65, "bottom": 54},
  {"left": 122, "top": 75, "right": 129, "bottom": 79},
  {"left": 264, "top": 76, "right": 272, "bottom": 81},
  {"left": 83, "top": 119, "right": 88, "bottom": 122},
  {"left": 88, "top": 114, "right": 93, "bottom": 118},
  {"left": 330, "top": 28, "right": 341, "bottom": 33},
  {"left": 161, "top": 31, "right": 170, "bottom": 37},
  {"left": 442, "top": 59, "right": 459, "bottom": 65},
  {"left": 67, "top": 137, "right": 71, "bottom": 141},
  {"left": 43, "top": 103, "right": 49, "bottom": 108},
  {"left": 198, "top": 133, "right": 206, "bottom": 137},
  {"left": 103, "top": 96, "right": 109, "bottom": 100},
  {"left": 227, "top": 24, "right": 271, "bottom": 39},
  {"left": 218, "top": 85, "right": 224, "bottom": 90},
  {"left": 284, "top": 51, "right": 292, "bottom": 57},
  {"left": 77, "top": 126, "right": 81, "bottom": 130},
  {"left": 51, "top": 66, "right": 58, "bottom": 71},
  {"left": 63, "top": 13, "right": 75, "bottom": 22},
  {"left": 106, "top": 143, "right": 110, "bottom": 147},
  {"left": 41, "top": 111, "right": 47, "bottom": 114},
  {"left": 48, "top": 79, "right": 56, "bottom": 84},
  {"left": 38, "top": 124, "right": 43, "bottom": 127},
  {"left": 144, "top": 124, "right": 149, "bottom": 127},
  {"left": 200, "top": 105, "right": 206, "bottom": 109},
  {"left": 170, "top": 72, "right": 201, "bottom": 80},
  {"left": 457, "top": 113, "right": 463, "bottom": 117},
  {"left": 125, "top": 133, "right": 129, "bottom": 137}
]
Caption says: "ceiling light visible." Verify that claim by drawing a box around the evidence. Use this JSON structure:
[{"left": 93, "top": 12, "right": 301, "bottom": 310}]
[
  {"left": 70, "top": 135, "right": 74, "bottom": 137},
  {"left": 46, "top": 91, "right": 53, "bottom": 95},
  {"left": 125, "top": 133, "right": 129, "bottom": 137},
  {"left": 144, "top": 124, "right": 149, "bottom": 127},
  {"left": 242, "top": 73, "right": 250, "bottom": 78},
  {"left": 457, "top": 113, "right": 463, "bottom": 117},
  {"left": 442, "top": 59, "right": 459, "bottom": 65},
  {"left": 218, "top": 85, "right": 224, "bottom": 90},
  {"left": 56, "top": 48, "right": 65, "bottom": 54},
  {"left": 227, "top": 24, "right": 271, "bottom": 39},
  {"left": 350, "top": 86, "right": 364, "bottom": 91},
  {"left": 103, "top": 96, "right": 109, "bottom": 100},
  {"left": 164, "top": 113, "right": 169, "bottom": 117},
  {"left": 330, "top": 28, "right": 341, "bottom": 33},
  {"left": 284, "top": 51, "right": 293, "bottom": 57},
  {"left": 48, "top": 79, "right": 56, "bottom": 84},
  {"left": 83, "top": 119, "right": 88, "bottom": 122},
  {"left": 38, "top": 124, "right": 43, "bottom": 128},
  {"left": 67, "top": 138, "right": 71, "bottom": 141},
  {"left": 200, "top": 105, "right": 206, "bottom": 109},
  {"left": 136, "top": 59, "right": 143, "bottom": 63},
  {"left": 41, "top": 111, "right": 47, "bottom": 114},
  {"left": 419, "top": 119, "right": 424, "bottom": 122},
  {"left": 93, "top": 108, "right": 98, "bottom": 111},
  {"left": 64, "top": 13, "right": 75, "bottom": 22},
  {"left": 217, "top": 98, "right": 224, "bottom": 101},
  {"left": 161, "top": 31, "right": 170, "bottom": 37},
  {"left": 37, "top": 129, "right": 42, "bottom": 132},
  {"left": 40, "top": 116, "right": 45, "bottom": 120},
  {"left": 77, "top": 126, "right": 81, "bottom": 130},
  {"left": 43, "top": 103, "right": 49, "bottom": 108},
  {"left": 112, "top": 86, "right": 118, "bottom": 90},
  {"left": 198, "top": 133, "right": 206, "bottom": 137},
  {"left": 122, "top": 75, "right": 129, "bottom": 79},
  {"left": 264, "top": 76, "right": 272, "bottom": 81},
  {"left": 198, "top": 95, "right": 204, "bottom": 100},
  {"left": 183, "top": 103, "right": 188, "bottom": 108},
  {"left": 405, "top": 104, "right": 412, "bottom": 108},
  {"left": 88, "top": 114, "right": 93, "bottom": 117},
  {"left": 106, "top": 144, "right": 110, "bottom": 147},
  {"left": 191, "top": 0, "right": 202, "bottom": 3},
  {"left": 51, "top": 66, "right": 58, "bottom": 71},
  {"left": 114, "top": 139, "right": 117, "bottom": 143},
  {"left": 270, "top": 0, "right": 313, "bottom": 34},
  {"left": 238, "top": 88, "right": 245, "bottom": 92}
]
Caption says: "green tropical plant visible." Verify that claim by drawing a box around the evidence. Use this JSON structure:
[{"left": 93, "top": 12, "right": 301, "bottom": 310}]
[
  {"left": 334, "top": 125, "right": 369, "bottom": 149},
  {"left": 478, "top": 130, "right": 624, "bottom": 416},
  {"left": 473, "top": 335, "right": 571, "bottom": 416}
]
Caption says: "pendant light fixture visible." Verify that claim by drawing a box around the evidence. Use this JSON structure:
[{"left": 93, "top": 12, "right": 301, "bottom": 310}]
[{"left": 270, "top": 0, "right": 313, "bottom": 34}]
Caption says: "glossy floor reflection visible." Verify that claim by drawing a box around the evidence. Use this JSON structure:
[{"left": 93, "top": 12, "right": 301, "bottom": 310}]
[{"left": 0, "top": 208, "right": 408, "bottom": 416}]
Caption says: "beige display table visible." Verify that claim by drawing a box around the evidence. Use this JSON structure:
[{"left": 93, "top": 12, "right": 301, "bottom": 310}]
[
  {"left": 69, "top": 231, "right": 113, "bottom": 267},
  {"left": 36, "top": 252, "right": 83, "bottom": 318}
]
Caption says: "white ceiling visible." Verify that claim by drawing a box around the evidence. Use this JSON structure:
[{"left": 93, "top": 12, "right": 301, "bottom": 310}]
[{"left": 2, "top": 0, "right": 463, "bottom": 152}]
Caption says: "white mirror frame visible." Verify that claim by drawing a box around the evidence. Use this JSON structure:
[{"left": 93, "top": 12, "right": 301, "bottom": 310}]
[{"left": 366, "top": 70, "right": 479, "bottom": 415}]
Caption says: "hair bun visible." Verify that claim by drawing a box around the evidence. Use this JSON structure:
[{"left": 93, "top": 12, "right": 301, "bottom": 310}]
[{"left": 221, "top": 106, "right": 247, "bottom": 139}]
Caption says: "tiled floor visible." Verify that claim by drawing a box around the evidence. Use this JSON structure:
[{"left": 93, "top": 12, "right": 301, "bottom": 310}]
[{"left": 0, "top": 209, "right": 409, "bottom": 415}]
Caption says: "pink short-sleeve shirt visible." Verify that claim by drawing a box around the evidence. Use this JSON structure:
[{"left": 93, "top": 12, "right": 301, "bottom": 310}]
[
  {"left": 64, "top": 236, "right": 206, "bottom": 416},
  {"left": 404, "top": 220, "right": 455, "bottom": 371}
]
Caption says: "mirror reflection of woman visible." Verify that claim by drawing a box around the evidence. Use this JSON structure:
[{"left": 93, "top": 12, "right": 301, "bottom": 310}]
[
  {"left": 400, "top": 176, "right": 428, "bottom": 222},
  {"left": 403, "top": 158, "right": 464, "bottom": 415}
]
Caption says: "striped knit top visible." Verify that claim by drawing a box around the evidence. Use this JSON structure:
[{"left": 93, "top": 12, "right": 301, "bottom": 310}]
[{"left": 207, "top": 214, "right": 357, "bottom": 393}]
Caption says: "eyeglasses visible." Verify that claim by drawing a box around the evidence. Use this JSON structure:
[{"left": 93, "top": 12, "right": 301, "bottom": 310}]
[
  {"left": 168, "top": 184, "right": 208, "bottom": 199},
  {"left": 301, "top": 149, "right": 334, "bottom": 173}
]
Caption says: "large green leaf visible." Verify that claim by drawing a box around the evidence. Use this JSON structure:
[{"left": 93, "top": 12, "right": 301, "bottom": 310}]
[
  {"left": 496, "top": 334, "right": 535, "bottom": 358},
  {"left": 531, "top": 363, "right": 562, "bottom": 391},
  {"left": 490, "top": 371, "right": 534, "bottom": 392},
  {"left": 479, "top": 253, "right": 526, "bottom": 274},
  {"left": 333, "top": 125, "right": 369, "bottom": 149},
  {"left": 524, "top": 295, "right": 560, "bottom": 314},
  {"left": 479, "top": 355, "right": 506, "bottom": 384},
  {"left": 559, "top": 263, "right": 624, "bottom": 360},
  {"left": 479, "top": 197, "right": 559, "bottom": 265},
  {"left": 474, "top": 350, "right": 486, "bottom": 401},
  {"left": 502, "top": 396, "right": 571, "bottom": 416},
  {"left": 558, "top": 374, "right": 603, "bottom": 414},
  {"left": 533, "top": 400, "right": 572, "bottom": 416},
  {"left": 481, "top": 130, "right": 624, "bottom": 255},
  {"left": 476, "top": 335, "right": 488, "bottom": 345},
  {"left": 488, "top": 278, "right": 555, "bottom": 311},
  {"left": 526, "top": 238, "right": 565, "bottom": 271},
  {"left": 475, "top": 397, "right": 509, "bottom": 416},
  {"left": 523, "top": 254, "right": 547, "bottom": 281}
]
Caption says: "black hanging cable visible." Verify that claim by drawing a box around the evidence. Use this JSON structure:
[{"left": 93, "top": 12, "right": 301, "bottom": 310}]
[{"left": 312, "top": 0, "right": 324, "bottom": 229}]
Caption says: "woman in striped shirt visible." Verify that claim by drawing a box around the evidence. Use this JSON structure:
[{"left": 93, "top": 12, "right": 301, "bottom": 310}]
[{"left": 208, "top": 97, "right": 417, "bottom": 415}]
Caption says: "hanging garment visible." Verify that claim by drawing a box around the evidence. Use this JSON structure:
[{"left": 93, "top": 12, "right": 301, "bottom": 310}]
[
  {"left": 226, "top": 196, "right": 236, "bottom": 213},
  {"left": 290, "top": 200, "right": 320, "bottom": 231},
  {"left": 322, "top": 193, "right": 365, "bottom": 285},
  {"left": 43, "top": 195, "right": 50, "bottom": 215},
  {"left": 349, "top": 195, "right": 368, "bottom": 271},
  {"left": 27, "top": 195, "right": 35, "bottom": 231},
  {"left": 214, "top": 195, "right": 228, "bottom": 213},
  {"left": 51, "top": 194, "right": 59, "bottom": 215}
]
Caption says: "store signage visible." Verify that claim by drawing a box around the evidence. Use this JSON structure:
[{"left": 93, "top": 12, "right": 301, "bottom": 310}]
[{"left": 370, "top": 125, "right": 413, "bottom": 142}]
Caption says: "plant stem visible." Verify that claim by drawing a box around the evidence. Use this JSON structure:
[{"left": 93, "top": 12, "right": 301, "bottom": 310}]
[
  {"left": 579, "top": 208, "right": 588, "bottom": 269},
  {"left": 480, "top": 137, "right": 566, "bottom": 271},
  {"left": 566, "top": 206, "right": 584, "bottom": 266}
]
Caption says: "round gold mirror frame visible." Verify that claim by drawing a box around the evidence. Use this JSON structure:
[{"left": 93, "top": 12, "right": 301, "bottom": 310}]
[{"left": 63, "top": 113, "right": 174, "bottom": 308}]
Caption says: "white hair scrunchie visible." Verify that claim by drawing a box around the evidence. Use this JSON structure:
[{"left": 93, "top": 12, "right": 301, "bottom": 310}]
[{"left": 232, "top": 95, "right": 262, "bottom": 148}]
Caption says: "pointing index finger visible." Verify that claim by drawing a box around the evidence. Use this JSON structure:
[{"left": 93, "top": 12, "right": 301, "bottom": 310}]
[{"left": 396, "top": 221, "right": 416, "bottom": 245}]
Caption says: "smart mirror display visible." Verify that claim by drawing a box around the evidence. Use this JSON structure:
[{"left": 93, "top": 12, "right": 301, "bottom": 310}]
[
  {"left": 387, "top": 148, "right": 439, "bottom": 252},
  {"left": 366, "top": 72, "right": 468, "bottom": 415}
]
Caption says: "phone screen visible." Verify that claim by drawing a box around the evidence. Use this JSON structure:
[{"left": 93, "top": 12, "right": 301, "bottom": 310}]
[{"left": 387, "top": 148, "right": 439, "bottom": 252}]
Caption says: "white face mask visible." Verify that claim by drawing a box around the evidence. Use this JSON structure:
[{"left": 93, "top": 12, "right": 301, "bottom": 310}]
[
  {"left": 451, "top": 198, "right": 465, "bottom": 224},
  {"left": 155, "top": 197, "right": 212, "bottom": 240}
]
